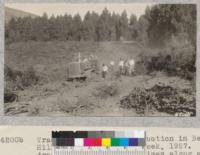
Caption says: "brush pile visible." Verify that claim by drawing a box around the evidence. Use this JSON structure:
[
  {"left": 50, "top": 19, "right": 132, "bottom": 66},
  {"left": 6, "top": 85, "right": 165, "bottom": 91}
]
[{"left": 120, "top": 84, "right": 195, "bottom": 116}]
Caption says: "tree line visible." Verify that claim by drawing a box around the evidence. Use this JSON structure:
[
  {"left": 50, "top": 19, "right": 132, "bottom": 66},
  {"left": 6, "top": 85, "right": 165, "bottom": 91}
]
[{"left": 5, "top": 4, "right": 196, "bottom": 47}]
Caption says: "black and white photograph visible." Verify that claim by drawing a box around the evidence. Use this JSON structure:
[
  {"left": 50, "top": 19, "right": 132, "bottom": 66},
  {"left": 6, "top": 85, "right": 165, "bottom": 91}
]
[{"left": 4, "top": 3, "right": 196, "bottom": 117}]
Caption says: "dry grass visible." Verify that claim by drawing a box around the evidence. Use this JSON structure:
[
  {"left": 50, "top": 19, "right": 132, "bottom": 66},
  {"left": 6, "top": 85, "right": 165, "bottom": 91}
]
[
  {"left": 28, "top": 96, "right": 72, "bottom": 116},
  {"left": 92, "top": 82, "right": 119, "bottom": 99}
]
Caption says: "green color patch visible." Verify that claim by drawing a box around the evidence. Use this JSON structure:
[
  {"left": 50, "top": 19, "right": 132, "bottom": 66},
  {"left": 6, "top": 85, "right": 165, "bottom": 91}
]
[{"left": 111, "top": 138, "right": 120, "bottom": 146}]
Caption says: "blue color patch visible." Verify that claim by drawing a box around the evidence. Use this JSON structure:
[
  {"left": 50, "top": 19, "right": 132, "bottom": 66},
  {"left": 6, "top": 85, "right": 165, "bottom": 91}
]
[{"left": 119, "top": 138, "right": 129, "bottom": 146}]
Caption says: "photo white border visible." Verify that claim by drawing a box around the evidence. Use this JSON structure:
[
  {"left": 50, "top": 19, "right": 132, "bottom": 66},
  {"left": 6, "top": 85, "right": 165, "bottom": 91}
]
[{"left": 0, "top": 0, "right": 199, "bottom": 127}]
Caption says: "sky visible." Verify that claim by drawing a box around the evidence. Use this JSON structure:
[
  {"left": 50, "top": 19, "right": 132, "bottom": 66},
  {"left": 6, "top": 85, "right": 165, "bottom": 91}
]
[{"left": 5, "top": 3, "right": 151, "bottom": 19}]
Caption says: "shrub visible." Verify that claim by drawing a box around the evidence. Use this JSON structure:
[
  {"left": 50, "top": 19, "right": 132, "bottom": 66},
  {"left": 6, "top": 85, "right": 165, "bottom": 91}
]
[
  {"left": 4, "top": 87, "right": 18, "bottom": 103},
  {"left": 57, "top": 98, "right": 72, "bottom": 113},
  {"left": 28, "top": 103, "right": 41, "bottom": 115},
  {"left": 5, "top": 66, "right": 40, "bottom": 90},
  {"left": 138, "top": 46, "right": 196, "bottom": 80},
  {"left": 21, "top": 67, "right": 40, "bottom": 87},
  {"left": 74, "top": 97, "right": 95, "bottom": 113},
  {"left": 5, "top": 66, "right": 23, "bottom": 81},
  {"left": 28, "top": 97, "right": 70, "bottom": 116},
  {"left": 93, "top": 82, "right": 119, "bottom": 99},
  {"left": 5, "top": 66, "right": 41, "bottom": 103},
  {"left": 5, "top": 66, "right": 15, "bottom": 81}
]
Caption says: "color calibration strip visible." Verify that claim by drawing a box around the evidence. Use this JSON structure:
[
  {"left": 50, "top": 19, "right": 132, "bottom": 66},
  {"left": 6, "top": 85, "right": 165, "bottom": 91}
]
[{"left": 52, "top": 131, "right": 145, "bottom": 147}]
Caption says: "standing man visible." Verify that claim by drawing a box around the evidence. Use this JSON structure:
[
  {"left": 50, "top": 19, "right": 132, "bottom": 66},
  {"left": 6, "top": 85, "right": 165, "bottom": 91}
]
[
  {"left": 119, "top": 58, "right": 124, "bottom": 75},
  {"left": 129, "top": 58, "right": 135, "bottom": 76},
  {"left": 110, "top": 60, "right": 115, "bottom": 71},
  {"left": 102, "top": 64, "right": 108, "bottom": 78},
  {"left": 109, "top": 60, "right": 115, "bottom": 80},
  {"left": 124, "top": 59, "right": 129, "bottom": 76}
]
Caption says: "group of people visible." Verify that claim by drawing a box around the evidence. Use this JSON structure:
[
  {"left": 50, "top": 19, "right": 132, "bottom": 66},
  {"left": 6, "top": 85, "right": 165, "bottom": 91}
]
[
  {"left": 102, "top": 58, "right": 135, "bottom": 78},
  {"left": 77, "top": 54, "right": 135, "bottom": 79}
]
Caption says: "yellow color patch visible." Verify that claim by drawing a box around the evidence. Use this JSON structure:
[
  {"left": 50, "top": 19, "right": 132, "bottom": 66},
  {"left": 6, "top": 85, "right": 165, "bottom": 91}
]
[{"left": 102, "top": 138, "right": 111, "bottom": 146}]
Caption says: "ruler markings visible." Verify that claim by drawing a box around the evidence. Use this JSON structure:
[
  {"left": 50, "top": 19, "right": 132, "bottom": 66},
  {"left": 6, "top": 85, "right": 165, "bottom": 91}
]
[{"left": 52, "top": 148, "right": 145, "bottom": 155}]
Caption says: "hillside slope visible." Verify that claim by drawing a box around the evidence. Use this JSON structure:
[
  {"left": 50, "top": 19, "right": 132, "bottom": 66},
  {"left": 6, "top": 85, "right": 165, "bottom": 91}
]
[
  {"left": 4, "top": 41, "right": 194, "bottom": 116},
  {"left": 5, "top": 41, "right": 144, "bottom": 81},
  {"left": 5, "top": 7, "right": 38, "bottom": 23}
]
